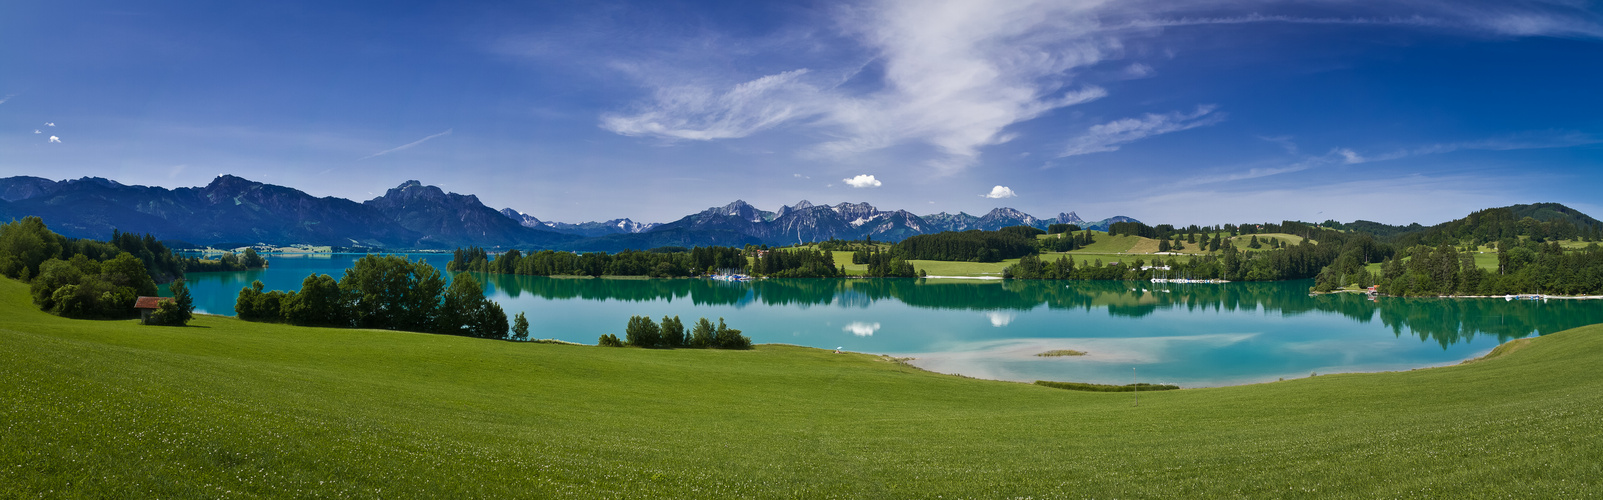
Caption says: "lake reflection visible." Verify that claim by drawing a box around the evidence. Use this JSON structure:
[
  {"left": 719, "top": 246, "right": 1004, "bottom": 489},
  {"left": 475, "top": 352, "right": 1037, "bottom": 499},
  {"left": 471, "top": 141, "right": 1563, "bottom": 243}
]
[{"left": 179, "top": 254, "right": 1603, "bottom": 387}]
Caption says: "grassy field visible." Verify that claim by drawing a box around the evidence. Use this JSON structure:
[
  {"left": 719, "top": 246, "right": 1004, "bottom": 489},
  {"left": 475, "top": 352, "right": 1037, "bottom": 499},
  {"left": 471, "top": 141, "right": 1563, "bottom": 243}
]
[
  {"left": 3, "top": 276, "right": 1602, "bottom": 497},
  {"left": 906, "top": 258, "right": 1017, "bottom": 277},
  {"left": 1364, "top": 252, "right": 1502, "bottom": 275},
  {"left": 1227, "top": 232, "right": 1309, "bottom": 250}
]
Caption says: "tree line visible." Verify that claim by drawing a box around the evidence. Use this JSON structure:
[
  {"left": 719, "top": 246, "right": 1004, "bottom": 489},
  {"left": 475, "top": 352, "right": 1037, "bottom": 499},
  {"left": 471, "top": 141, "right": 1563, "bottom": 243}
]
[
  {"left": 850, "top": 247, "right": 919, "bottom": 277},
  {"left": 448, "top": 246, "right": 748, "bottom": 278},
  {"left": 183, "top": 248, "right": 269, "bottom": 272},
  {"left": 236, "top": 254, "right": 510, "bottom": 339},
  {"left": 604, "top": 315, "right": 752, "bottom": 349},
  {"left": 892, "top": 229, "right": 1038, "bottom": 262},
  {"left": 1315, "top": 240, "right": 1603, "bottom": 296}
]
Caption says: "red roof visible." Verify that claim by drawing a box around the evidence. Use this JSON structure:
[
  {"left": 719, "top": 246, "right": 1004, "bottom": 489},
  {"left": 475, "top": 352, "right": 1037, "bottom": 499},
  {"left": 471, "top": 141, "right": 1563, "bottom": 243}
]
[{"left": 134, "top": 296, "right": 166, "bottom": 309}]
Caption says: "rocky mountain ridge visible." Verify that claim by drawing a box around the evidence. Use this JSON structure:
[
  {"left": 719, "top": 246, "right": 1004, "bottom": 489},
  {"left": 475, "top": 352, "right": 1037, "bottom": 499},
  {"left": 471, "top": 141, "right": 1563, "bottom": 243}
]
[{"left": 0, "top": 175, "right": 1138, "bottom": 250}]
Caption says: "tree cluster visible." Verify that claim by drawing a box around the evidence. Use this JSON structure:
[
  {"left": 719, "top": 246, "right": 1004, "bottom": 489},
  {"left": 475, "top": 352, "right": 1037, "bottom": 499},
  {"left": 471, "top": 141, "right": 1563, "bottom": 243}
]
[
  {"left": 851, "top": 247, "right": 918, "bottom": 277},
  {"left": 235, "top": 255, "right": 510, "bottom": 338},
  {"left": 146, "top": 279, "right": 195, "bottom": 326},
  {"left": 2, "top": 217, "right": 184, "bottom": 284},
  {"left": 893, "top": 229, "right": 1038, "bottom": 262},
  {"left": 1041, "top": 231, "right": 1094, "bottom": 252},
  {"left": 1046, "top": 223, "right": 1080, "bottom": 235},
  {"left": 1003, "top": 254, "right": 1130, "bottom": 280},
  {"left": 611, "top": 315, "right": 751, "bottom": 349},
  {"left": 183, "top": 248, "right": 268, "bottom": 272},
  {"left": 29, "top": 253, "right": 158, "bottom": 319},
  {"left": 753, "top": 248, "right": 842, "bottom": 278}
]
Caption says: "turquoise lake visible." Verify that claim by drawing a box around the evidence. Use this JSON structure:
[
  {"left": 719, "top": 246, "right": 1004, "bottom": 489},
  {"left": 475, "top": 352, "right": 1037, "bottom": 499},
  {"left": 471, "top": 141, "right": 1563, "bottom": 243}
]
[{"left": 177, "top": 253, "right": 1603, "bottom": 387}]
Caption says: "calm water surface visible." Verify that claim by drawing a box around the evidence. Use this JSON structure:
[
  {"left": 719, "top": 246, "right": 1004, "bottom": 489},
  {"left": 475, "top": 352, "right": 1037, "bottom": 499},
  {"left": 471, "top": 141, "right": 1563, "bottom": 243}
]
[{"left": 178, "top": 253, "right": 1603, "bottom": 387}]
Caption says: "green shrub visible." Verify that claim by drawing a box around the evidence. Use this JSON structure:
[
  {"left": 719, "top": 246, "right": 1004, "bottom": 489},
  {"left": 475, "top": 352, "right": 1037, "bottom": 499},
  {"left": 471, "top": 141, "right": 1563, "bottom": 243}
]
[
  {"left": 625, "top": 315, "right": 662, "bottom": 347},
  {"left": 1033, "top": 380, "right": 1180, "bottom": 392}
]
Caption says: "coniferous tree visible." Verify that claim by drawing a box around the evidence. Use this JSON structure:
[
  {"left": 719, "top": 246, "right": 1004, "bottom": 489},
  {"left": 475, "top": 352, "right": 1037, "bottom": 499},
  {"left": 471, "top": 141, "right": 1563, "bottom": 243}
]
[
  {"left": 689, "top": 317, "right": 716, "bottom": 347},
  {"left": 512, "top": 312, "right": 530, "bottom": 341}
]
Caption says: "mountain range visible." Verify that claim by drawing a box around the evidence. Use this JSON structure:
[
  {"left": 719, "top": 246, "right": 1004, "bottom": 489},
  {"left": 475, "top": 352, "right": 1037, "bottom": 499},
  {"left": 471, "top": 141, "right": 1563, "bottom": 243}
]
[{"left": 0, "top": 175, "right": 1137, "bottom": 251}]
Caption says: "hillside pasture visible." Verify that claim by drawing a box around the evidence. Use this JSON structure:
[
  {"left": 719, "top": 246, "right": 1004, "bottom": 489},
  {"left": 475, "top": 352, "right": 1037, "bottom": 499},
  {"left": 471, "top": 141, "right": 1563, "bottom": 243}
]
[{"left": 2, "top": 277, "right": 1603, "bottom": 497}]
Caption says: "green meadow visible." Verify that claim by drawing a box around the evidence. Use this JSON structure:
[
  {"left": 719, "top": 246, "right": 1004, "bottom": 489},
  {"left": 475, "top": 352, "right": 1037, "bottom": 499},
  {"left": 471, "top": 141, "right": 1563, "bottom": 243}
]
[{"left": 3, "top": 275, "right": 1601, "bottom": 498}]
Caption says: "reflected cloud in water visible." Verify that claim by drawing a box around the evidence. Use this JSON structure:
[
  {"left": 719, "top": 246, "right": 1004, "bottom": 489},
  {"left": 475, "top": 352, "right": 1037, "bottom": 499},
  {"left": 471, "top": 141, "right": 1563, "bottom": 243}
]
[{"left": 843, "top": 322, "right": 881, "bottom": 337}]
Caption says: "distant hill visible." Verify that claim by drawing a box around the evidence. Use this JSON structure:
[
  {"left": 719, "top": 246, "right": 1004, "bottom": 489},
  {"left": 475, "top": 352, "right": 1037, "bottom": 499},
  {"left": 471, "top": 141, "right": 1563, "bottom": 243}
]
[{"left": 1335, "top": 203, "right": 1601, "bottom": 245}]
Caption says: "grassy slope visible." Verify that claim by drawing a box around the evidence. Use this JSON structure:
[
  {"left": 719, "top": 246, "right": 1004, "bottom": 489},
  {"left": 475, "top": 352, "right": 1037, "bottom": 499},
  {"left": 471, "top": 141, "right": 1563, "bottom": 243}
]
[{"left": 4, "top": 277, "right": 1601, "bottom": 498}]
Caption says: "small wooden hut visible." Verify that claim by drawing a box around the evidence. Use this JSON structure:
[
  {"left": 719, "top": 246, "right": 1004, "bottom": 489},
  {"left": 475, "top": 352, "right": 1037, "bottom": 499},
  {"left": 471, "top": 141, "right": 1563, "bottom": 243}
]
[{"left": 134, "top": 296, "right": 165, "bottom": 325}]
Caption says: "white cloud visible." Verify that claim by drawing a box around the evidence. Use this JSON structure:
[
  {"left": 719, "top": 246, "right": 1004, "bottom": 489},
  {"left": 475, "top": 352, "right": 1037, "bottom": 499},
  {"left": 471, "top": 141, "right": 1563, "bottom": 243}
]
[
  {"left": 1060, "top": 105, "right": 1223, "bottom": 157},
  {"left": 359, "top": 129, "right": 453, "bottom": 160},
  {"left": 33, "top": 130, "right": 41, "bottom": 134},
  {"left": 48, "top": 136, "right": 61, "bottom": 143},
  {"left": 0, "top": 94, "right": 14, "bottom": 105},
  {"left": 983, "top": 185, "right": 1017, "bottom": 199},
  {"left": 45, "top": 122, "right": 55, "bottom": 127},
  {"left": 843, "top": 322, "right": 881, "bottom": 336},
  {"left": 844, "top": 174, "right": 882, "bottom": 188}
]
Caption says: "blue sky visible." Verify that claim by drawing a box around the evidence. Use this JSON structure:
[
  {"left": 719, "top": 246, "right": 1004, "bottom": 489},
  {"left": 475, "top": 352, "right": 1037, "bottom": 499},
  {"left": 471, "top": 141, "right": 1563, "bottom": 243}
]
[{"left": 3, "top": 0, "right": 1601, "bottom": 226}]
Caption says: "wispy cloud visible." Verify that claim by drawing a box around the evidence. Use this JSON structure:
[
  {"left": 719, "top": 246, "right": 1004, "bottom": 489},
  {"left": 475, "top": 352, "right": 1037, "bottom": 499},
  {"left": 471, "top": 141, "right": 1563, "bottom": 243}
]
[
  {"left": 1059, "top": 105, "right": 1223, "bottom": 158},
  {"left": 1120, "top": 63, "right": 1155, "bottom": 79},
  {"left": 601, "top": 0, "right": 1117, "bottom": 173},
  {"left": 591, "top": 0, "right": 1602, "bottom": 172},
  {"left": 1109, "top": 3, "right": 1603, "bottom": 40},
  {"left": 843, "top": 174, "right": 882, "bottom": 188},
  {"left": 48, "top": 136, "right": 61, "bottom": 143},
  {"left": 982, "top": 185, "right": 1017, "bottom": 199},
  {"left": 0, "top": 94, "right": 14, "bottom": 105},
  {"left": 1178, "top": 130, "right": 1600, "bottom": 187},
  {"left": 1328, "top": 131, "right": 1601, "bottom": 166},
  {"left": 359, "top": 129, "right": 453, "bottom": 160},
  {"left": 601, "top": 69, "right": 823, "bottom": 140},
  {"left": 1126, "top": 173, "right": 1515, "bottom": 226}
]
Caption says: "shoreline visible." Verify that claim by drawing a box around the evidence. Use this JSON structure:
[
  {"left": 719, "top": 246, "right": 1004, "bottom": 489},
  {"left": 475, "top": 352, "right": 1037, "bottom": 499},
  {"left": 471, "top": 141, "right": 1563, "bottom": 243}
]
[{"left": 1316, "top": 289, "right": 1603, "bottom": 300}]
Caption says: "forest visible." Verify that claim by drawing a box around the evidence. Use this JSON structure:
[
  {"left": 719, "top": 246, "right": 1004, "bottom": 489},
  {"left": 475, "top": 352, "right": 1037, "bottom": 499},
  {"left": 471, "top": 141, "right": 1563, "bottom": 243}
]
[{"left": 0, "top": 217, "right": 193, "bottom": 321}]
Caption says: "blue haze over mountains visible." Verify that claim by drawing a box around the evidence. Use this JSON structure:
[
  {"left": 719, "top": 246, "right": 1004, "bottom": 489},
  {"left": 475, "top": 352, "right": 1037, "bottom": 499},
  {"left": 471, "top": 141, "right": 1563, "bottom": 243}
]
[{"left": 0, "top": 175, "right": 1137, "bottom": 251}]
